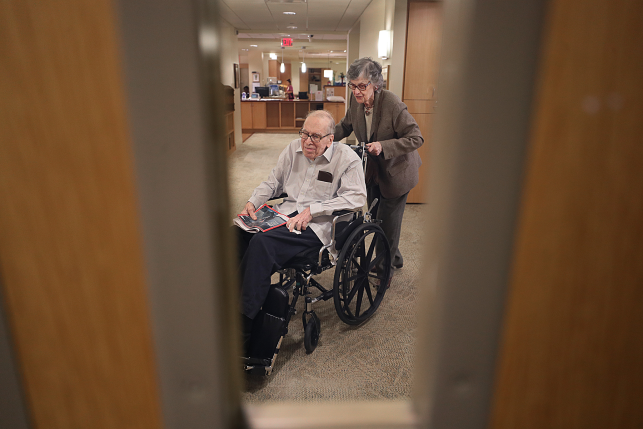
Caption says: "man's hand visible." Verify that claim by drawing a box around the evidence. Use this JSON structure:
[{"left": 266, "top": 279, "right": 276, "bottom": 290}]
[
  {"left": 241, "top": 202, "right": 257, "bottom": 220},
  {"left": 286, "top": 207, "right": 313, "bottom": 232},
  {"left": 366, "top": 141, "right": 383, "bottom": 156}
]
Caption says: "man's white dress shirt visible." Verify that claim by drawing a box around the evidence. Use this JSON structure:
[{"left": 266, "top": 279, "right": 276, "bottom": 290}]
[{"left": 248, "top": 139, "right": 367, "bottom": 256}]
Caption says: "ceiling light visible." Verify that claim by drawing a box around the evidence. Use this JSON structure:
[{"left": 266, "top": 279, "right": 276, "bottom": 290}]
[
  {"left": 250, "top": 44, "right": 257, "bottom": 47},
  {"left": 287, "top": 26, "right": 297, "bottom": 29},
  {"left": 283, "top": 11, "right": 296, "bottom": 15},
  {"left": 270, "top": 53, "right": 277, "bottom": 60}
]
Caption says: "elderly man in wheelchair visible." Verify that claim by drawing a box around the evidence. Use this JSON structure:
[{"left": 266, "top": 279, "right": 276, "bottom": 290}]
[{"left": 237, "top": 110, "right": 391, "bottom": 375}]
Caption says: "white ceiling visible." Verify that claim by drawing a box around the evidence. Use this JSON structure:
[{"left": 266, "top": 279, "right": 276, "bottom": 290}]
[{"left": 219, "top": 0, "right": 372, "bottom": 63}]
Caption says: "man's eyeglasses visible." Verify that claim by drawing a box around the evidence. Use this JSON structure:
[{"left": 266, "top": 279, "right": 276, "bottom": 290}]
[
  {"left": 299, "top": 130, "right": 332, "bottom": 144},
  {"left": 347, "top": 81, "right": 371, "bottom": 92}
]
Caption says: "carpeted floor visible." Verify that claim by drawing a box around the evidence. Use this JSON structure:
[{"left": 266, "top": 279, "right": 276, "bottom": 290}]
[{"left": 229, "top": 133, "right": 424, "bottom": 402}]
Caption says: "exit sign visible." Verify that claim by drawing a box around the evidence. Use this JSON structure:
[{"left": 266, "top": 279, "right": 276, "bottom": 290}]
[{"left": 281, "top": 38, "right": 293, "bottom": 47}]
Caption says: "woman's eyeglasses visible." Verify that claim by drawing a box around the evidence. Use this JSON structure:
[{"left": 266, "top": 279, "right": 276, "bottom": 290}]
[
  {"left": 347, "top": 81, "right": 371, "bottom": 91},
  {"left": 299, "top": 130, "right": 332, "bottom": 144}
]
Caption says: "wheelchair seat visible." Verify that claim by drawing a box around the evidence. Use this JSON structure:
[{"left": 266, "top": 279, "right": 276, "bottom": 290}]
[
  {"left": 282, "top": 211, "right": 364, "bottom": 272},
  {"left": 283, "top": 245, "right": 328, "bottom": 271}
]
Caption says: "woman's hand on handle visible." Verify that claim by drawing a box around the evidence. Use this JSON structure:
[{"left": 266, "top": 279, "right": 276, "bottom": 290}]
[{"left": 365, "top": 141, "right": 383, "bottom": 156}]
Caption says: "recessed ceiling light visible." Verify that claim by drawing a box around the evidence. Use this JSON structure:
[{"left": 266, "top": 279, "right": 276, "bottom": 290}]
[
  {"left": 287, "top": 25, "right": 297, "bottom": 29},
  {"left": 250, "top": 44, "right": 257, "bottom": 47},
  {"left": 283, "top": 11, "right": 296, "bottom": 15}
]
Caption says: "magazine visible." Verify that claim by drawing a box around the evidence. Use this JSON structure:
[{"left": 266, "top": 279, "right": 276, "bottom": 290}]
[{"left": 234, "top": 204, "right": 289, "bottom": 233}]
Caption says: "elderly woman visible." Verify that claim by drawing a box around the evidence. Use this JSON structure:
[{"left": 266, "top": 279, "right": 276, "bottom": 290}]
[{"left": 334, "top": 57, "right": 424, "bottom": 273}]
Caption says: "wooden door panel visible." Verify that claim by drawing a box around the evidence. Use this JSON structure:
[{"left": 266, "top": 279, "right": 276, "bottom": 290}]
[
  {"left": 0, "top": 2, "right": 162, "bottom": 428},
  {"left": 403, "top": 1, "right": 443, "bottom": 101},
  {"left": 490, "top": 1, "right": 643, "bottom": 427},
  {"left": 403, "top": 0, "right": 443, "bottom": 203},
  {"left": 406, "top": 113, "right": 433, "bottom": 203}
]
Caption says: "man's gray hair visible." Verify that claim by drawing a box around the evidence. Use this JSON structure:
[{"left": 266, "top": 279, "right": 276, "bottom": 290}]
[
  {"left": 305, "top": 109, "right": 335, "bottom": 135},
  {"left": 346, "top": 57, "right": 384, "bottom": 93}
]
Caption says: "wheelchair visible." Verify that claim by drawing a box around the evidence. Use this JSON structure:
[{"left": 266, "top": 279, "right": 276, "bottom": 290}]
[{"left": 242, "top": 143, "right": 392, "bottom": 376}]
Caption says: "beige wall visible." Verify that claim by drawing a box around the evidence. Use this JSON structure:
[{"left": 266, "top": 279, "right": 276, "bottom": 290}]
[
  {"left": 247, "top": 50, "right": 263, "bottom": 89},
  {"left": 390, "top": 0, "right": 408, "bottom": 97},
  {"left": 217, "top": 19, "right": 242, "bottom": 147},
  {"left": 348, "top": 0, "right": 406, "bottom": 98},
  {"left": 290, "top": 61, "right": 301, "bottom": 93}
]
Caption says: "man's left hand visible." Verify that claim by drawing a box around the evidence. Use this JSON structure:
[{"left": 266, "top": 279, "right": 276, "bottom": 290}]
[
  {"left": 287, "top": 207, "right": 313, "bottom": 232},
  {"left": 366, "top": 141, "right": 383, "bottom": 156}
]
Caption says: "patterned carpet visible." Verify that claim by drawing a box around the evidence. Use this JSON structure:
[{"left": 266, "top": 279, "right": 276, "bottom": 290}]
[{"left": 229, "top": 133, "right": 424, "bottom": 402}]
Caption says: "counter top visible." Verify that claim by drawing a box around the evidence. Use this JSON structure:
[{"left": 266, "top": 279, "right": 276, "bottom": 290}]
[{"left": 241, "top": 98, "right": 344, "bottom": 103}]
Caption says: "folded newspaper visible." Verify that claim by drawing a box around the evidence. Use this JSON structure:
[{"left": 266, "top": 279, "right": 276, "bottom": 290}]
[{"left": 234, "top": 204, "right": 290, "bottom": 233}]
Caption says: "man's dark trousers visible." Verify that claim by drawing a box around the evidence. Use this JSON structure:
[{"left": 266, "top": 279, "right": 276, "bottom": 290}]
[{"left": 237, "top": 215, "right": 322, "bottom": 319}]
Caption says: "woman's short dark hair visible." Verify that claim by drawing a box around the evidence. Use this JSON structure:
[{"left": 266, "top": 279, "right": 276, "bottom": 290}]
[{"left": 346, "top": 57, "right": 384, "bottom": 93}]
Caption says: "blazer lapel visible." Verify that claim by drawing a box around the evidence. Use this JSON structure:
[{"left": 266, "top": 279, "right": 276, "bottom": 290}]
[
  {"left": 371, "top": 91, "right": 384, "bottom": 142},
  {"left": 352, "top": 94, "right": 368, "bottom": 143}
]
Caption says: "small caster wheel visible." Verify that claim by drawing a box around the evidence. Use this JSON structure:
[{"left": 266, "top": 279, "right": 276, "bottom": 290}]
[{"left": 303, "top": 313, "right": 321, "bottom": 353}]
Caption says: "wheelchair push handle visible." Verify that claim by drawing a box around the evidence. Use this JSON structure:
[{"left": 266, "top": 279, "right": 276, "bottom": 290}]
[
  {"left": 348, "top": 142, "right": 369, "bottom": 174},
  {"left": 368, "top": 198, "right": 379, "bottom": 214},
  {"left": 364, "top": 198, "right": 380, "bottom": 223}
]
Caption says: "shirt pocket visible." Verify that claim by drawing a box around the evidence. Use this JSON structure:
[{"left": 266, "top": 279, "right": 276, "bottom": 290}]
[{"left": 310, "top": 180, "right": 334, "bottom": 201}]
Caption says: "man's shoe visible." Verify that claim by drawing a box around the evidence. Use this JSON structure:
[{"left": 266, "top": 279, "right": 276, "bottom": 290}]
[{"left": 393, "top": 263, "right": 403, "bottom": 269}]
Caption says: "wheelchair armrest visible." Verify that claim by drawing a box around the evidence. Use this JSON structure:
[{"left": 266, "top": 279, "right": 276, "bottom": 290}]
[{"left": 331, "top": 209, "right": 354, "bottom": 217}]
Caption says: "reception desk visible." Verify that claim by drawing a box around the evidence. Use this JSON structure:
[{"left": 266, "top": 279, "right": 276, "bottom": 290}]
[{"left": 241, "top": 99, "right": 345, "bottom": 133}]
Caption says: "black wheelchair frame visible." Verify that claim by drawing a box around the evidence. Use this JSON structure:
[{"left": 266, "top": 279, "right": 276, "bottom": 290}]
[{"left": 242, "top": 143, "right": 392, "bottom": 376}]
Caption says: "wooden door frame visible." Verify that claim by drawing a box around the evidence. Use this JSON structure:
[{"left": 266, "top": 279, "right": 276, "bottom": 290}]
[{"left": 12, "top": 0, "right": 641, "bottom": 428}]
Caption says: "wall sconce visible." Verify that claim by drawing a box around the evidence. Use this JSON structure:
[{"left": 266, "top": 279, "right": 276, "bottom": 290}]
[{"left": 378, "top": 30, "right": 391, "bottom": 59}]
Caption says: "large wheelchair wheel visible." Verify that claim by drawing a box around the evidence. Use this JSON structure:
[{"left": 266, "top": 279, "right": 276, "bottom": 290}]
[{"left": 333, "top": 223, "right": 391, "bottom": 325}]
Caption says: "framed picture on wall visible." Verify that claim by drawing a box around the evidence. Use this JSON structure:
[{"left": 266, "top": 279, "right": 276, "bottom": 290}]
[
  {"left": 252, "top": 72, "right": 260, "bottom": 83},
  {"left": 382, "top": 65, "right": 390, "bottom": 90},
  {"left": 233, "top": 63, "right": 239, "bottom": 88}
]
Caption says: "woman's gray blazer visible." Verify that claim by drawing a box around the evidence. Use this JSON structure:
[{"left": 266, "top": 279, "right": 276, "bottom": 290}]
[{"left": 334, "top": 89, "right": 424, "bottom": 199}]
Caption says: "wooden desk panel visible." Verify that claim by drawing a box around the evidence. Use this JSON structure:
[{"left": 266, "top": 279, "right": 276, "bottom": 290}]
[
  {"left": 241, "top": 100, "right": 344, "bottom": 132},
  {"left": 251, "top": 102, "right": 266, "bottom": 129}
]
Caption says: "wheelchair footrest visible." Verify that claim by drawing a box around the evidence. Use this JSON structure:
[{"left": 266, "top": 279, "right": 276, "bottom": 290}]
[
  {"left": 248, "top": 312, "right": 286, "bottom": 359},
  {"left": 243, "top": 285, "right": 290, "bottom": 375}
]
